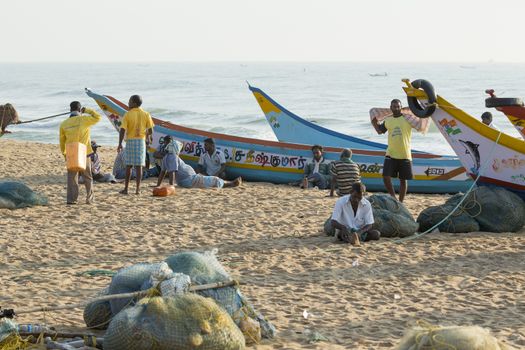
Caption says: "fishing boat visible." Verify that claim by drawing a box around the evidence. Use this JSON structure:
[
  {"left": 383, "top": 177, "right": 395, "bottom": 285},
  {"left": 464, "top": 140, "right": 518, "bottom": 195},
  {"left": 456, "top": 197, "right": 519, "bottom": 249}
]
[
  {"left": 485, "top": 89, "right": 525, "bottom": 139},
  {"left": 403, "top": 79, "right": 525, "bottom": 199},
  {"left": 85, "top": 89, "right": 469, "bottom": 193}
]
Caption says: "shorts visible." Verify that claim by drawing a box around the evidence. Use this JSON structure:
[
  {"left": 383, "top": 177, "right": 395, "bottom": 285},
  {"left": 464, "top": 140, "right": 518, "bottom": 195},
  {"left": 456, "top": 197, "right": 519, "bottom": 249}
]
[
  {"left": 383, "top": 157, "right": 413, "bottom": 180},
  {"left": 124, "top": 139, "right": 146, "bottom": 166}
]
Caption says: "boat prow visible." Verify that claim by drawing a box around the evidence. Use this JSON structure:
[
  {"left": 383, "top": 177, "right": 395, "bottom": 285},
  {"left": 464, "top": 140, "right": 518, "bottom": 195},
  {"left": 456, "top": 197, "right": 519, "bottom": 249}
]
[
  {"left": 485, "top": 89, "right": 525, "bottom": 139},
  {"left": 403, "top": 79, "right": 525, "bottom": 199}
]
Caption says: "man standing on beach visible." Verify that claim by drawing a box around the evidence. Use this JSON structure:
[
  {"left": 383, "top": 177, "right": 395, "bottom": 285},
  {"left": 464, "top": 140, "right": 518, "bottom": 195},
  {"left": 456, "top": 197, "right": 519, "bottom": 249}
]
[
  {"left": 372, "top": 99, "right": 413, "bottom": 202},
  {"left": 117, "top": 95, "right": 154, "bottom": 195},
  {"left": 59, "top": 101, "right": 101, "bottom": 204}
]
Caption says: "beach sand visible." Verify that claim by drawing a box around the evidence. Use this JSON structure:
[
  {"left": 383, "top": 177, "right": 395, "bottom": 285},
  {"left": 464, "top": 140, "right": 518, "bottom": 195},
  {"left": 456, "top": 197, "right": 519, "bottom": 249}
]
[{"left": 0, "top": 139, "right": 524, "bottom": 349}]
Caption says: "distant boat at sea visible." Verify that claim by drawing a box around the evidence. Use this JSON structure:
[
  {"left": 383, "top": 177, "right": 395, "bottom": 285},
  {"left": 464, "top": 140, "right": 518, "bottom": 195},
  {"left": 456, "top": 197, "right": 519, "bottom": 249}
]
[{"left": 368, "top": 72, "right": 387, "bottom": 77}]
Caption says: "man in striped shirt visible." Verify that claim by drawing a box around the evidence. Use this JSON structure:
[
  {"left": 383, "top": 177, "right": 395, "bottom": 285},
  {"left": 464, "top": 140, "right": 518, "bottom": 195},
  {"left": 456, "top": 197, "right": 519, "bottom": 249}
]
[{"left": 329, "top": 148, "right": 361, "bottom": 197}]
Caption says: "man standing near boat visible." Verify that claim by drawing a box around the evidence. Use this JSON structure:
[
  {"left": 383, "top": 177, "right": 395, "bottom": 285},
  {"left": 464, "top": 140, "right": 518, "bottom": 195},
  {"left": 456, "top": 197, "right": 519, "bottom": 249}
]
[
  {"left": 59, "top": 101, "right": 101, "bottom": 204},
  {"left": 117, "top": 95, "right": 154, "bottom": 195},
  {"left": 371, "top": 99, "right": 413, "bottom": 202}
]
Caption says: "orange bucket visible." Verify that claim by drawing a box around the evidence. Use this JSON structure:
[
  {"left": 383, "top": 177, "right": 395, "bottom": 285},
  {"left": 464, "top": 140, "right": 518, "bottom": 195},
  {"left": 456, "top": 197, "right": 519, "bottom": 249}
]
[
  {"left": 153, "top": 185, "right": 176, "bottom": 197},
  {"left": 66, "top": 142, "right": 87, "bottom": 172}
]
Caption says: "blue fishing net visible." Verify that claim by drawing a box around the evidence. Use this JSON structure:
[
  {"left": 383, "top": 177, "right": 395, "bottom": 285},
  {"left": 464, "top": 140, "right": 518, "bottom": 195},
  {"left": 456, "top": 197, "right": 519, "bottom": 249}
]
[{"left": 0, "top": 181, "right": 48, "bottom": 209}]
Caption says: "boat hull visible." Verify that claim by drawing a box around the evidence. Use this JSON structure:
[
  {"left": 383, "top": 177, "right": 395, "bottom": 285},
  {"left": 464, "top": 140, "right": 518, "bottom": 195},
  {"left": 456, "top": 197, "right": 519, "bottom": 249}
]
[{"left": 85, "top": 89, "right": 470, "bottom": 193}]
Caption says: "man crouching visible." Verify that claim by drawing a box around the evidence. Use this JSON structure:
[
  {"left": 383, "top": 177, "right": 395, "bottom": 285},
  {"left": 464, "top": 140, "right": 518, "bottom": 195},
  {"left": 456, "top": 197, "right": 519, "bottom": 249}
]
[{"left": 330, "top": 182, "right": 380, "bottom": 245}]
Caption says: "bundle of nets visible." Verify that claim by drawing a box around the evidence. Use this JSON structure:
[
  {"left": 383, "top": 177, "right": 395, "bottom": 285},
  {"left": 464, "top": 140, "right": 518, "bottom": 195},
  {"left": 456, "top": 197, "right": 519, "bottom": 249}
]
[
  {"left": 368, "top": 194, "right": 418, "bottom": 237},
  {"left": 396, "top": 324, "right": 514, "bottom": 350},
  {"left": 0, "top": 182, "right": 48, "bottom": 209},
  {"left": 165, "top": 251, "right": 275, "bottom": 340},
  {"left": 84, "top": 251, "right": 276, "bottom": 342},
  {"left": 417, "top": 200, "right": 479, "bottom": 233},
  {"left": 417, "top": 186, "right": 525, "bottom": 233},
  {"left": 103, "top": 294, "right": 246, "bottom": 350}
]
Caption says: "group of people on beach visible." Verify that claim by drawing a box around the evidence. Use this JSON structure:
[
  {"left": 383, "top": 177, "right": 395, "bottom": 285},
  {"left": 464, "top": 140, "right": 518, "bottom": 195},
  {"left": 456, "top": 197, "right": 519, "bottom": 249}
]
[
  {"left": 58, "top": 95, "right": 415, "bottom": 245},
  {"left": 58, "top": 96, "right": 497, "bottom": 245},
  {"left": 59, "top": 95, "right": 241, "bottom": 204}
]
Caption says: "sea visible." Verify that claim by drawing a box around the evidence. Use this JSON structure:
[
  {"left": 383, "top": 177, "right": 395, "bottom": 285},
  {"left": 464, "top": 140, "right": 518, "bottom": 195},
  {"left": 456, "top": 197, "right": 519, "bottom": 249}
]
[{"left": 1, "top": 62, "right": 525, "bottom": 155}]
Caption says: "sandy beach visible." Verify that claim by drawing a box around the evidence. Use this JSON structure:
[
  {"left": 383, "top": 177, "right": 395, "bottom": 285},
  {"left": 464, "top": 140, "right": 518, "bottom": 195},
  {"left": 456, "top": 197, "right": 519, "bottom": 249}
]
[{"left": 0, "top": 139, "right": 524, "bottom": 349}]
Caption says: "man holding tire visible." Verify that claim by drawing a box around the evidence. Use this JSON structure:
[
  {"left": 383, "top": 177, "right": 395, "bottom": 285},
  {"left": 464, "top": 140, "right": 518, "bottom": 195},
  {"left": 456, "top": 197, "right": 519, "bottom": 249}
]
[{"left": 371, "top": 99, "right": 413, "bottom": 202}]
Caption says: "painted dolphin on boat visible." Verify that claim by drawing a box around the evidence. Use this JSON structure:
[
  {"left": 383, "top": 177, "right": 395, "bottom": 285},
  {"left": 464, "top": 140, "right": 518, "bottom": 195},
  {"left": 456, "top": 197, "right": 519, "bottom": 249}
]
[
  {"left": 85, "top": 89, "right": 470, "bottom": 194},
  {"left": 403, "top": 79, "right": 525, "bottom": 199},
  {"left": 458, "top": 140, "right": 481, "bottom": 174}
]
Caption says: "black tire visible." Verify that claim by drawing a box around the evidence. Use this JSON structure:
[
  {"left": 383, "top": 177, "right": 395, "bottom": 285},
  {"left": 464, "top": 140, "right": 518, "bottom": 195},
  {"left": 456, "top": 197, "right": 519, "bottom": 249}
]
[
  {"left": 485, "top": 97, "right": 524, "bottom": 108},
  {"left": 407, "top": 79, "right": 437, "bottom": 118}
]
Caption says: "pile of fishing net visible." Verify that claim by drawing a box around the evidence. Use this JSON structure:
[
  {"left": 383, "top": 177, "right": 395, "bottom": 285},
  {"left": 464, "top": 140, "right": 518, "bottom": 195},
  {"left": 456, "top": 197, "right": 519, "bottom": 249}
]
[
  {"left": 368, "top": 194, "right": 418, "bottom": 238},
  {"left": 84, "top": 250, "right": 275, "bottom": 349},
  {"left": 397, "top": 323, "right": 515, "bottom": 350},
  {"left": 105, "top": 294, "right": 246, "bottom": 350},
  {"left": 417, "top": 186, "right": 525, "bottom": 233},
  {"left": 0, "top": 181, "right": 48, "bottom": 209}
]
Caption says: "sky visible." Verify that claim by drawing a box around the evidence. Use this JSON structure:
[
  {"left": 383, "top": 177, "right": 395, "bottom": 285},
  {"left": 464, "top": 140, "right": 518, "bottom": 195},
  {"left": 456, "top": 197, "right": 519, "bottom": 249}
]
[{"left": 1, "top": 0, "right": 524, "bottom": 62}]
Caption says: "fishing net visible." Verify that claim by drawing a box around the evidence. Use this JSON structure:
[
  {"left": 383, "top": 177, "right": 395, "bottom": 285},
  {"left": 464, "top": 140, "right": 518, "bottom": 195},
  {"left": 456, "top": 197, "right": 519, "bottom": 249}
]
[
  {"left": 104, "top": 294, "right": 246, "bottom": 350},
  {"left": 165, "top": 251, "right": 276, "bottom": 340},
  {"left": 417, "top": 187, "right": 525, "bottom": 233},
  {"left": 107, "top": 262, "right": 167, "bottom": 315},
  {"left": 324, "top": 217, "right": 335, "bottom": 236},
  {"left": 372, "top": 208, "right": 418, "bottom": 238},
  {"left": 417, "top": 204, "right": 480, "bottom": 233},
  {"left": 396, "top": 323, "right": 514, "bottom": 350},
  {"left": 83, "top": 288, "right": 112, "bottom": 330},
  {"left": 454, "top": 186, "right": 525, "bottom": 233},
  {"left": 0, "top": 182, "right": 48, "bottom": 209},
  {"left": 368, "top": 194, "right": 414, "bottom": 220},
  {"left": 90, "top": 251, "right": 275, "bottom": 342}
]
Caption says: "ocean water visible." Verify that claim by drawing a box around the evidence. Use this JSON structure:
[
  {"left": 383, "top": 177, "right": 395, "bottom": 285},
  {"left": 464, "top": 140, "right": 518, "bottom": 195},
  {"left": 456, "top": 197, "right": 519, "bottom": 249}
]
[{"left": 1, "top": 62, "right": 525, "bottom": 155}]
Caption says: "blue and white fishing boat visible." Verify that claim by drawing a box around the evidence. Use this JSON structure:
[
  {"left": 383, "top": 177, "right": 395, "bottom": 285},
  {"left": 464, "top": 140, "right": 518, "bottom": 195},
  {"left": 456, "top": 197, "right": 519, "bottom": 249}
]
[{"left": 86, "top": 89, "right": 470, "bottom": 193}]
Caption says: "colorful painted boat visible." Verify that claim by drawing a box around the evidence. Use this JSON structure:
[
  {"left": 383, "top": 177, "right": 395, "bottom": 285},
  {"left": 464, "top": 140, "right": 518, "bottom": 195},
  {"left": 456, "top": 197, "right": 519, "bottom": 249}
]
[
  {"left": 403, "top": 79, "right": 525, "bottom": 199},
  {"left": 85, "top": 89, "right": 470, "bottom": 193},
  {"left": 485, "top": 89, "right": 525, "bottom": 139}
]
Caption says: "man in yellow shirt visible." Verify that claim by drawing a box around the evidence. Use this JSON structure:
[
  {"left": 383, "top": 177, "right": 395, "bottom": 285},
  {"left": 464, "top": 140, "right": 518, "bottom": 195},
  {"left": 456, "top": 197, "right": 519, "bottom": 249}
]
[
  {"left": 59, "top": 101, "right": 102, "bottom": 204},
  {"left": 371, "top": 99, "right": 413, "bottom": 202},
  {"left": 117, "top": 95, "right": 154, "bottom": 195}
]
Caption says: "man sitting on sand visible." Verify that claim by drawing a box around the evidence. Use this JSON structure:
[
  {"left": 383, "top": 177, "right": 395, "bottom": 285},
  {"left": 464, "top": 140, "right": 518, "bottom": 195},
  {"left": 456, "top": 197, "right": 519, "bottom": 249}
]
[
  {"left": 59, "top": 102, "right": 101, "bottom": 205},
  {"left": 170, "top": 140, "right": 241, "bottom": 189},
  {"left": 79, "top": 141, "right": 117, "bottom": 184},
  {"left": 302, "top": 145, "right": 331, "bottom": 189},
  {"left": 117, "top": 95, "right": 154, "bottom": 195},
  {"left": 198, "top": 138, "right": 226, "bottom": 179},
  {"left": 330, "top": 148, "right": 361, "bottom": 197},
  {"left": 329, "top": 182, "right": 380, "bottom": 245}
]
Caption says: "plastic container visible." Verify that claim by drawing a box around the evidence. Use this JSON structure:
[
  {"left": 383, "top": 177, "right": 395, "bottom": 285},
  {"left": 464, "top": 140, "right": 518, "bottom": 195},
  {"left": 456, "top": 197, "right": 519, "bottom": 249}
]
[
  {"left": 66, "top": 142, "right": 87, "bottom": 172},
  {"left": 153, "top": 185, "right": 176, "bottom": 197},
  {"left": 17, "top": 324, "right": 50, "bottom": 333}
]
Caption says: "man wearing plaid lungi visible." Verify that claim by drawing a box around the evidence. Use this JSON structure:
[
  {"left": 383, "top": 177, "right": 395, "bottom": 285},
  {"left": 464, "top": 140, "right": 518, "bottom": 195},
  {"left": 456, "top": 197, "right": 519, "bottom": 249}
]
[{"left": 117, "top": 95, "right": 154, "bottom": 195}]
